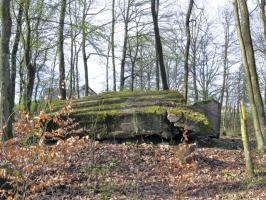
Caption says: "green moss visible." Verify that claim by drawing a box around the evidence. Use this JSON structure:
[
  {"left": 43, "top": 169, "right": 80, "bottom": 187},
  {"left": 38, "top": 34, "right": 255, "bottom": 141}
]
[
  {"left": 21, "top": 134, "right": 39, "bottom": 147},
  {"left": 72, "top": 103, "right": 130, "bottom": 112},
  {"left": 167, "top": 106, "right": 209, "bottom": 126},
  {"left": 138, "top": 106, "right": 166, "bottom": 115},
  {"left": 97, "top": 90, "right": 179, "bottom": 98},
  {"left": 51, "top": 99, "right": 66, "bottom": 107},
  {"left": 73, "top": 108, "right": 124, "bottom": 117},
  {"left": 73, "top": 90, "right": 184, "bottom": 104},
  {"left": 72, "top": 105, "right": 167, "bottom": 119}
]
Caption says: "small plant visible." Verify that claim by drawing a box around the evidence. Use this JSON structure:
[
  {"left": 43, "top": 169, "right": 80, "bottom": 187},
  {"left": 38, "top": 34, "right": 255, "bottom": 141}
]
[
  {"left": 0, "top": 100, "right": 86, "bottom": 199},
  {"left": 21, "top": 134, "right": 39, "bottom": 147},
  {"left": 83, "top": 159, "right": 121, "bottom": 198},
  {"left": 223, "top": 170, "right": 233, "bottom": 178}
]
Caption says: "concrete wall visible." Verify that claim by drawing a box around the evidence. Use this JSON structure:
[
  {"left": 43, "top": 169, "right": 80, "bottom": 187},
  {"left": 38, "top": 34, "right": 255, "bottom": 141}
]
[{"left": 193, "top": 100, "right": 221, "bottom": 137}]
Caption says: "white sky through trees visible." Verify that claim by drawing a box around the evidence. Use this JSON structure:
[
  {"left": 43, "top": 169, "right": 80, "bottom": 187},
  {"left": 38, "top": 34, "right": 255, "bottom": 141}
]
[
  {"left": 59, "top": 0, "right": 264, "bottom": 96},
  {"left": 82, "top": 0, "right": 227, "bottom": 93}
]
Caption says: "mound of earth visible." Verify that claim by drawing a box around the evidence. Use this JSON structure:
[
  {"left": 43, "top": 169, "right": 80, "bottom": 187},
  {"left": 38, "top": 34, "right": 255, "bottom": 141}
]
[{"left": 51, "top": 90, "right": 220, "bottom": 141}]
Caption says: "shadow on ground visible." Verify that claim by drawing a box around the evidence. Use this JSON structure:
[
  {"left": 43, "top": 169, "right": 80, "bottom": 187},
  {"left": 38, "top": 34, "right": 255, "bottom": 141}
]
[
  {"left": 184, "top": 179, "right": 266, "bottom": 199},
  {"left": 197, "top": 136, "right": 257, "bottom": 150}
]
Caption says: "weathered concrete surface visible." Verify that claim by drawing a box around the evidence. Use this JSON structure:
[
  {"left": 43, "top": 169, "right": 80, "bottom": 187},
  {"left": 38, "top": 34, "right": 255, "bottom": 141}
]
[
  {"left": 192, "top": 100, "right": 221, "bottom": 137},
  {"left": 51, "top": 91, "right": 220, "bottom": 140}
]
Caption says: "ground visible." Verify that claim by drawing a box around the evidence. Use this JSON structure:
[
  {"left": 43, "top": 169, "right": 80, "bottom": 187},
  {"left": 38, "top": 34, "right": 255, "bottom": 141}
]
[{"left": 1, "top": 135, "right": 265, "bottom": 200}]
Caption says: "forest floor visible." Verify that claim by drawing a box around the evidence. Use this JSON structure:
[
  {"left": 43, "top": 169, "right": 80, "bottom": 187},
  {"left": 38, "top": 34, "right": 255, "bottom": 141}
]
[{"left": 1, "top": 133, "right": 266, "bottom": 200}]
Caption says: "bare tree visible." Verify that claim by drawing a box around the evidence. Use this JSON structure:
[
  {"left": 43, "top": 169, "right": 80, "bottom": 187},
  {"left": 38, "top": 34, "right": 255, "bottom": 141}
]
[
  {"left": 112, "top": 0, "right": 117, "bottom": 91},
  {"left": 58, "top": 0, "right": 67, "bottom": 100},
  {"left": 183, "top": 0, "right": 193, "bottom": 103},
  {"left": 258, "top": 0, "right": 266, "bottom": 41},
  {"left": 0, "top": 0, "right": 13, "bottom": 140},
  {"left": 151, "top": 0, "right": 168, "bottom": 90},
  {"left": 233, "top": 0, "right": 266, "bottom": 151},
  {"left": 10, "top": 0, "right": 23, "bottom": 116},
  {"left": 120, "top": 0, "right": 132, "bottom": 91}
]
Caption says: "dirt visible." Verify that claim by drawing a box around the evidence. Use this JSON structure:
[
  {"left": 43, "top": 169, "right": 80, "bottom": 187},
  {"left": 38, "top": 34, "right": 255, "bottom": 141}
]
[{"left": 1, "top": 136, "right": 266, "bottom": 200}]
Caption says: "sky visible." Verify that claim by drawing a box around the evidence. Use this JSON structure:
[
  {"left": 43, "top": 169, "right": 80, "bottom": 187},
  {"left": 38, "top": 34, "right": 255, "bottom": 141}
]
[{"left": 76, "top": 0, "right": 228, "bottom": 94}]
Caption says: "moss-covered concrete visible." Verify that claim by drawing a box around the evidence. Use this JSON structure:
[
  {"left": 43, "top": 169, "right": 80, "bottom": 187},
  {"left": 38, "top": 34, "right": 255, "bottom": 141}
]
[
  {"left": 167, "top": 106, "right": 209, "bottom": 126},
  {"left": 49, "top": 90, "right": 216, "bottom": 140}
]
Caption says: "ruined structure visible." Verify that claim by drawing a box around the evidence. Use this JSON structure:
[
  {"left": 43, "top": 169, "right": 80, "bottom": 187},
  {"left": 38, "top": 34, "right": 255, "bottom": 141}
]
[{"left": 52, "top": 90, "right": 220, "bottom": 141}]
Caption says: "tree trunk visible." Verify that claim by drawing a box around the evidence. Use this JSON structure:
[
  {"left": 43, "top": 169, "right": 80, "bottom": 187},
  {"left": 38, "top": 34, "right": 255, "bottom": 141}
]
[
  {"left": 233, "top": 0, "right": 266, "bottom": 151},
  {"left": 151, "top": 0, "right": 168, "bottom": 90},
  {"left": 23, "top": 0, "right": 35, "bottom": 112},
  {"left": 34, "top": 49, "right": 48, "bottom": 110},
  {"left": 155, "top": 0, "right": 160, "bottom": 91},
  {"left": 0, "top": 0, "right": 13, "bottom": 140},
  {"left": 111, "top": 0, "right": 116, "bottom": 91},
  {"left": 120, "top": 0, "right": 131, "bottom": 91},
  {"left": 69, "top": 0, "right": 74, "bottom": 99},
  {"left": 10, "top": 0, "right": 23, "bottom": 117},
  {"left": 155, "top": 55, "right": 160, "bottom": 90},
  {"left": 128, "top": 27, "right": 140, "bottom": 92},
  {"left": 258, "top": 0, "right": 266, "bottom": 41},
  {"left": 75, "top": 44, "right": 81, "bottom": 98},
  {"left": 239, "top": 101, "right": 254, "bottom": 177},
  {"left": 219, "top": 14, "right": 230, "bottom": 136},
  {"left": 19, "top": 59, "right": 24, "bottom": 105},
  {"left": 191, "top": 50, "right": 198, "bottom": 102},
  {"left": 82, "top": 1, "right": 89, "bottom": 96},
  {"left": 183, "top": 0, "right": 193, "bottom": 103},
  {"left": 49, "top": 47, "right": 58, "bottom": 99},
  {"left": 238, "top": 0, "right": 266, "bottom": 142},
  {"left": 106, "top": 43, "right": 111, "bottom": 92},
  {"left": 191, "top": 19, "right": 199, "bottom": 103},
  {"left": 58, "top": 0, "right": 67, "bottom": 100}
]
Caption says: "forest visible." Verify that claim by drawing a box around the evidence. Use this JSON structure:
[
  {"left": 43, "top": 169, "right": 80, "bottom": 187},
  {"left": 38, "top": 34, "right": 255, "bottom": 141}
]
[{"left": 0, "top": 0, "right": 266, "bottom": 199}]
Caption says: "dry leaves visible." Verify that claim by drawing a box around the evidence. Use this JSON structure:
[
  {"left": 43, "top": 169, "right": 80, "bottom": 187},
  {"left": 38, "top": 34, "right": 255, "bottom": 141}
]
[{"left": 0, "top": 103, "right": 265, "bottom": 199}]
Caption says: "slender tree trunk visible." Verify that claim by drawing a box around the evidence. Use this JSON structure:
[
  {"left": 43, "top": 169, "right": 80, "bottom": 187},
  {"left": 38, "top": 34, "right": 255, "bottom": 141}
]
[
  {"left": 129, "top": 28, "right": 139, "bottom": 92},
  {"left": 258, "top": 0, "right": 266, "bottom": 41},
  {"left": 19, "top": 59, "right": 24, "bottom": 105},
  {"left": 220, "top": 22, "right": 229, "bottom": 109},
  {"left": 69, "top": 0, "right": 74, "bottom": 99},
  {"left": 23, "top": 0, "right": 35, "bottom": 112},
  {"left": 147, "top": 65, "right": 151, "bottom": 90},
  {"left": 49, "top": 47, "right": 58, "bottom": 99},
  {"left": 75, "top": 46, "right": 81, "bottom": 98},
  {"left": 58, "top": 0, "right": 67, "bottom": 100},
  {"left": 130, "top": 62, "right": 134, "bottom": 91},
  {"left": 155, "top": 0, "right": 159, "bottom": 90},
  {"left": 10, "top": 0, "right": 23, "bottom": 116},
  {"left": 128, "top": 41, "right": 135, "bottom": 91},
  {"left": 73, "top": 42, "right": 76, "bottom": 95},
  {"left": 72, "top": 0, "right": 78, "bottom": 96},
  {"left": 234, "top": 0, "right": 266, "bottom": 151},
  {"left": 151, "top": 0, "right": 168, "bottom": 90},
  {"left": 30, "top": 0, "right": 44, "bottom": 110},
  {"left": 106, "top": 43, "right": 111, "bottom": 92},
  {"left": 192, "top": 51, "right": 198, "bottom": 102},
  {"left": 222, "top": 87, "right": 229, "bottom": 134},
  {"left": 183, "top": 0, "right": 193, "bottom": 103},
  {"left": 82, "top": 2, "right": 89, "bottom": 96},
  {"left": 0, "top": 0, "right": 13, "bottom": 140},
  {"left": 34, "top": 49, "right": 48, "bottom": 109},
  {"left": 191, "top": 20, "right": 199, "bottom": 103},
  {"left": 155, "top": 55, "right": 160, "bottom": 90},
  {"left": 219, "top": 17, "right": 230, "bottom": 135},
  {"left": 111, "top": 0, "right": 116, "bottom": 91},
  {"left": 82, "top": 31, "right": 89, "bottom": 96},
  {"left": 239, "top": 101, "right": 254, "bottom": 177},
  {"left": 120, "top": 0, "right": 131, "bottom": 91}
]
